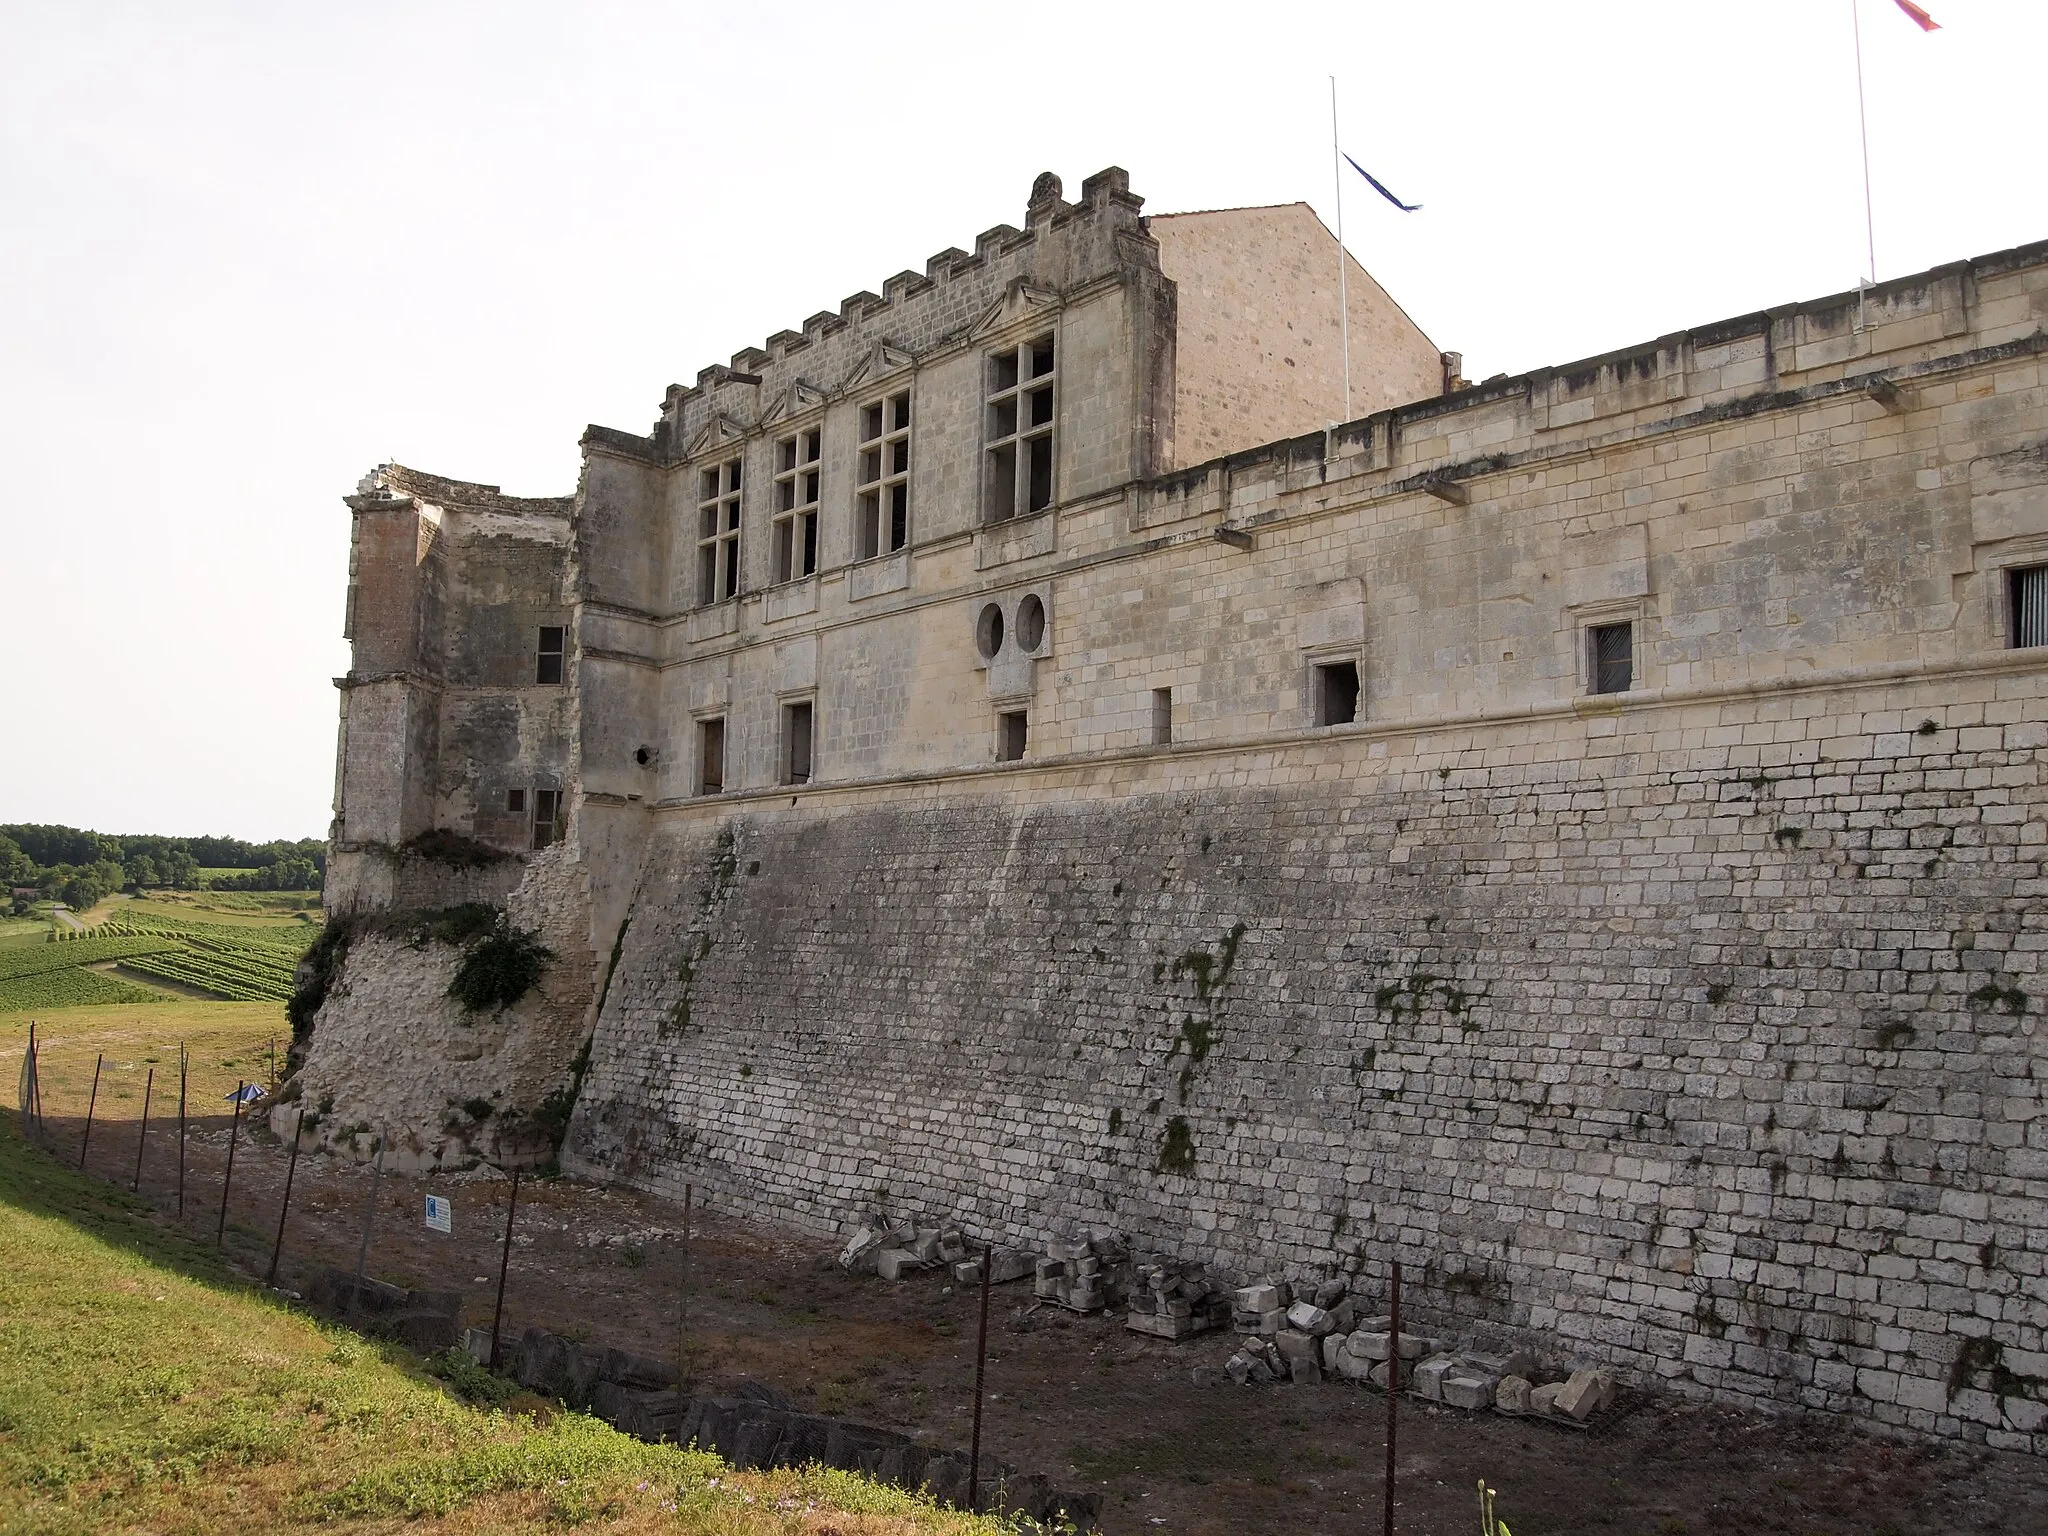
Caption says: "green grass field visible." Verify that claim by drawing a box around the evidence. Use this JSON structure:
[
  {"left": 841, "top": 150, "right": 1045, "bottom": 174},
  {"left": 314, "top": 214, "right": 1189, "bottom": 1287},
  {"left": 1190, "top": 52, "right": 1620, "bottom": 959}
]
[{"left": 0, "top": 1109, "right": 997, "bottom": 1535}]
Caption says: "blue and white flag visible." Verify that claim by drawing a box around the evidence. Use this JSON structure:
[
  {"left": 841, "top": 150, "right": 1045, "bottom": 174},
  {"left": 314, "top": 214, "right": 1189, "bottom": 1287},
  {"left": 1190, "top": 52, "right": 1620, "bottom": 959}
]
[{"left": 1342, "top": 153, "right": 1421, "bottom": 213}]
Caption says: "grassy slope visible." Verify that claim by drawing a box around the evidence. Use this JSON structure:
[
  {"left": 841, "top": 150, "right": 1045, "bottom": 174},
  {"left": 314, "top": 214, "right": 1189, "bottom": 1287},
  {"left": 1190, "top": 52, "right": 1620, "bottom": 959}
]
[
  {"left": 0, "top": 1001, "right": 286, "bottom": 1113},
  {"left": 0, "top": 1113, "right": 1005, "bottom": 1535}
]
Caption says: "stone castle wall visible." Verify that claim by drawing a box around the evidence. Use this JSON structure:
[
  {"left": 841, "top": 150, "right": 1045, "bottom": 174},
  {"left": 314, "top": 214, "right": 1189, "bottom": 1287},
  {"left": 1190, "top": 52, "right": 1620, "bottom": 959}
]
[{"left": 564, "top": 680, "right": 2048, "bottom": 1453}]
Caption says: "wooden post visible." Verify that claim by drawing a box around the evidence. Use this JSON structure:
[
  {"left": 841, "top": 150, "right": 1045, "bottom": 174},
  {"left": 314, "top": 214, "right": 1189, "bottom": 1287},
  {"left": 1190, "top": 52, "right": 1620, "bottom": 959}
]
[
  {"left": 969, "top": 1240, "right": 994, "bottom": 1513},
  {"left": 176, "top": 1045, "right": 187, "bottom": 1219},
  {"left": 488, "top": 1169, "right": 521, "bottom": 1372},
  {"left": 216, "top": 1081, "right": 245, "bottom": 1248},
  {"left": 1384, "top": 1260, "right": 1401, "bottom": 1536},
  {"left": 265, "top": 1109, "right": 302, "bottom": 1287},
  {"left": 79, "top": 1054, "right": 104, "bottom": 1169},
  {"left": 132, "top": 1067, "right": 154, "bottom": 1192}
]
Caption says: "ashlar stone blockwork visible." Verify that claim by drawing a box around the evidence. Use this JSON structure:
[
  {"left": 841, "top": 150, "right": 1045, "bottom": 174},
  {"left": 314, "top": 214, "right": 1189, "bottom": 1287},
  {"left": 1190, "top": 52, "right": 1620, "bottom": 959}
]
[{"left": 566, "top": 705, "right": 2048, "bottom": 1450}]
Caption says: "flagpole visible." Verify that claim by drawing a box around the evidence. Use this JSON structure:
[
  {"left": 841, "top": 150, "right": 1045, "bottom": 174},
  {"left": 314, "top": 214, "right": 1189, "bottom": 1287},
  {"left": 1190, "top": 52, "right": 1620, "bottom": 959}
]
[
  {"left": 1851, "top": 0, "right": 1877, "bottom": 308},
  {"left": 1330, "top": 76, "right": 1352, "bottom": 421}
]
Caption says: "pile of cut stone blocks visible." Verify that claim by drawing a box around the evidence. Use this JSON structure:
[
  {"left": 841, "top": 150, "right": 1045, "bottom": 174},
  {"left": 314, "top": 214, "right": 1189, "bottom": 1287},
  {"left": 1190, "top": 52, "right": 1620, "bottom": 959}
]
[
  {"left": 838, "top": 1218, "right": 978, "bottom": 1281},
  {"left": 1034, "top": 1232, "right": 1131, "bottom": 1313},
  {"left": 1124, "top": 1262, "right": 1231, "bottom": 1340},
  {"left": 1220, "top": 1276, "right": 1620, "bottom": 1423}
]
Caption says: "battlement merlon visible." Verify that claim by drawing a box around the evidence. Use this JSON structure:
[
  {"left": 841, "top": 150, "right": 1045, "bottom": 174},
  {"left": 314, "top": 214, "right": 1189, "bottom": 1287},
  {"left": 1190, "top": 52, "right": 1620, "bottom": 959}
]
[{"left": 649, "top": 168, "right": 1154, "bottom": 447}]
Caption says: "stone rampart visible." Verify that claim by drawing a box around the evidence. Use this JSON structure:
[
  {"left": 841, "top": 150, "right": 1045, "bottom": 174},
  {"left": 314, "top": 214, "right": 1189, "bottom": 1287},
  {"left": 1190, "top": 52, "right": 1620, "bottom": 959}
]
[{"left": 565, "top": 682, "right": 2048, "bottom": 1452}]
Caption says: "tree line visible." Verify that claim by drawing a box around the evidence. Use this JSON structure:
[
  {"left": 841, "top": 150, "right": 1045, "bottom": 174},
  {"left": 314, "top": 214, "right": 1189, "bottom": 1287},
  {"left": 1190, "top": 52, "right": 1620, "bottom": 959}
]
[{"left": 1, "top": 823, "right": 326, "bottom": 914}]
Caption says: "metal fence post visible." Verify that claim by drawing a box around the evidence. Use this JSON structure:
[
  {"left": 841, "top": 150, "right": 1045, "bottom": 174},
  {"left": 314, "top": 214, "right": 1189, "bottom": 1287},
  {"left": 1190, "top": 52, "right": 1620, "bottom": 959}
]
[
  {"left": 176, "top": 1045, "right": 187, "bottom": 1219},
  {"left": 489, "top": 1168, "right": 522, "bottom": 1372},
  {"left": 217, "top": 1081, "right": 245, "bottom": 1248},
  {"left": 673, "top": 1182, "right": 693, "bottom": 1396},
  {"left": 80, "top": 1054, "right": 103, "bottom": 1169},
  {"left": 969, "top": 1239, "right": 994, "bottom": 1513},
  {"left": 132, "top": 1067, "right": 154, "bottom": 1191},
  {"left": 1384, "top": 1259, "right": 1401, "bottom": 1536},
  {"left": 266, "top": 1108, "right": 302, "bottom": 1287},
  {"left": 350, "top": 1133, "right": 385, "bottom": 1317}
]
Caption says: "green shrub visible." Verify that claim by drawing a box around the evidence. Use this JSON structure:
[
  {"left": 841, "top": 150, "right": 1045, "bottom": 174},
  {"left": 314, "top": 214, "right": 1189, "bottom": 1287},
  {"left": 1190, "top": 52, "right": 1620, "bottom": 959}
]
[{"left": 447, "top": 923, "right": 553, "bottom": 1013}]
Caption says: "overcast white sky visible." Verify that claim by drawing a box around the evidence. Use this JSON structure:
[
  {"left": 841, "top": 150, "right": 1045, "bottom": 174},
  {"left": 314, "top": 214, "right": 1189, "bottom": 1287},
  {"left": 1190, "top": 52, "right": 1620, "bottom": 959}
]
[{"left": 2, "top": 1, "right": 2042, "bottom": 842}]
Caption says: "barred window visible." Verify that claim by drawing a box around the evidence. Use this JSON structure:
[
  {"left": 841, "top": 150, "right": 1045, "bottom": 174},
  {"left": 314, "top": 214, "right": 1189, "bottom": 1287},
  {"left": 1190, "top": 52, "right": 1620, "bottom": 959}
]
[
  {"left": 857, "top": 392, "right": 911, "bottom": 559},
  {"left": 772, "top": 429, "right": 821, "bottom": 583},
  {"left": 2010, "top": 565, "right": 2048, "bottom": 648},
  {"left": 1589, "top": 622, "right": 1633, "bottom": 695}
]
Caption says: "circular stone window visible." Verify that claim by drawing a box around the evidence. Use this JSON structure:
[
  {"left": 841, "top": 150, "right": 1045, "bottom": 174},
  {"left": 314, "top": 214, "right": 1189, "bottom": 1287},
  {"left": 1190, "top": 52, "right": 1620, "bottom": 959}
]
[
  {"left": 976, "top": 601, "right": 1006, "bottom": 660},
  {"left": 1015, "top": 593, "right": 1045, "bottom": 652}
]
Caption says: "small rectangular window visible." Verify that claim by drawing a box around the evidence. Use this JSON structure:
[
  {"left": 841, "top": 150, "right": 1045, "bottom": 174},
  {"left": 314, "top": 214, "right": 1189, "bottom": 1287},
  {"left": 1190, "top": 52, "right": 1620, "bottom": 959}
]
[
  {"left": 857, "top": 389, "right": 912, "bottom": 559},
  {"left": 1151, "top": 687, "right": 1173, "bottom": 745},
  {"left": 536, "top": 626, "right": 565, "bottom": 684},
  {"left": 1589, "top": 622, "right": 1634, "bottom": 694},
  {"left": 698, "top": 718, "right": 725, "bottom": 795},
  {"left": 997, "top": 709, "right": 1028, "bottom": 762},
  {"left": 531, "top": 788, "right": 561, "bottom": 849},
  {"left": 782, "top": 701, "right": 813, "bottom": 786},
  {"left": 1314, "top": 661, "right": 1360, "bottom": 726},
  {"left": 985, "top": 334, "right": 1055, "bottom": 522},
  {"left": 506, "top": 788, "right": 526, "bottom": 814},
  {"left": 2010, "top": 565, "right": 2048, "bottom": 648}
]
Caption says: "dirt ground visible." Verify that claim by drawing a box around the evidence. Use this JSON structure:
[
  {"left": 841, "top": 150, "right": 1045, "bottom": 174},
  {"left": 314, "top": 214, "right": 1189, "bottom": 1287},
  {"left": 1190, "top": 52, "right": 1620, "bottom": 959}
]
[{"left": 26, "top": 1102, "right": 2048, "bottom": 1536}]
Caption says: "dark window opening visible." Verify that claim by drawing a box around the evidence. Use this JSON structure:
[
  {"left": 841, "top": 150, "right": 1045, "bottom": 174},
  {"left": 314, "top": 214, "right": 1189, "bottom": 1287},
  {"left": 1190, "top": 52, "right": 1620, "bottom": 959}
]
[
  {"left": 2010, "top": 565, "right": 2048, "bottom": 648},
  {"left": 536, "top": 626, "right": 565, "bottom": 684},
  {"left": 1026, "top": 436, "right": 1054, "bottom": 512},
  {"left": 531, "top": 788, "right": 561, "bottom": 849},
  {"left": 782, "top": 701, "right": 813, "bottom": 786},
  {"left": 1315, "top": 661, "right": 1360, "bottom": 726},
  {"left": 1152, "top": 686, "right": 1173, "bottom": 745},
  {"left": 506, "top": 789, "right": 526, "bottom": 814},
  {"left": 698, "top": 717, "right": 725, "bottom": 795},
  {"left": 997, "top": 709, "right": 1028, "bottom": 762},
  {"left": 987, "top": 443, "right": 1018, "bottom": 522},
  {"left": 1589, "top": 622, "right": 1634, "bottom": 694}
]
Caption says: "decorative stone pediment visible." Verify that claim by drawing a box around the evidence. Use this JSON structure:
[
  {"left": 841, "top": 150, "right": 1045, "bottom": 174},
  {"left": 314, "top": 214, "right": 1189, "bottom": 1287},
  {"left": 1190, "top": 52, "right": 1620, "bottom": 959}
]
[
  {"left": 759, "top": 380, "right": 827, "bottom": 429},
  {"left": 683, "top": 412, "right": 748, "bottom": 460},
  {"left": 840, "top": 341, "right": 916, "bottom": 395},
  {"left": 966, "top": 281, "right": 1061, "bottom": 345}
]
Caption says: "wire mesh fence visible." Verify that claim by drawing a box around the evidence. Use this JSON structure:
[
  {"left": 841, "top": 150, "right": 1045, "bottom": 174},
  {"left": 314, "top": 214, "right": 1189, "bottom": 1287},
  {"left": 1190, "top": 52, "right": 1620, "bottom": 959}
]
[{"left": 9, "top": 1026, "right": 2043, "bottom": 1535}]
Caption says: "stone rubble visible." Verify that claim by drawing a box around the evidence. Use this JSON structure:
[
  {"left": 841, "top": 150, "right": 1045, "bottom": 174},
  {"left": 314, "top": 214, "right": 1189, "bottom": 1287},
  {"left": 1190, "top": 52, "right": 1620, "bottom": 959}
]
[
  {"left": 835, "top": 1221, "right": 1630, "bottom": 1427},
  {"left": 1215, "top": 1275, "right": 1621, "bottom": 1425}
]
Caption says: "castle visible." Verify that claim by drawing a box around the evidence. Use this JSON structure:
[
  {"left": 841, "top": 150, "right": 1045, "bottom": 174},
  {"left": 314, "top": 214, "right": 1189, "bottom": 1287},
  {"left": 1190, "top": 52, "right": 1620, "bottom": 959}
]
[{"left": 303, "top": 168, "right": 2048, "bottom": 1453}]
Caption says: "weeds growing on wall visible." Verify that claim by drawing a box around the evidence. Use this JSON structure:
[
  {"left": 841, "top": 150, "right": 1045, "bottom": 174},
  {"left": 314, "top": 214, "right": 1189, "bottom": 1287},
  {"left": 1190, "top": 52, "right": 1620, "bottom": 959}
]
[
  {"left": 529, "top": 1035, "right": 593, "bottom": 1156},
  {"left": 447, "top": 919, "right": 554, "bottom": 1013},
  {"left": 286, "top": 918, "right": 353, "bottom": 1072},
  {"left": 399, "top": 828, "right": 513, "bottom": 868}
]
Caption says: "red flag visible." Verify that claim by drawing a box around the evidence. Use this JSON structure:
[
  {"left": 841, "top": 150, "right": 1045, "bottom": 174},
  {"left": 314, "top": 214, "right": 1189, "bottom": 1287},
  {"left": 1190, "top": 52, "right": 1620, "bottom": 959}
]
[{"left": 1892, "top": 0, "right": 1940, "bottom": 30}]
